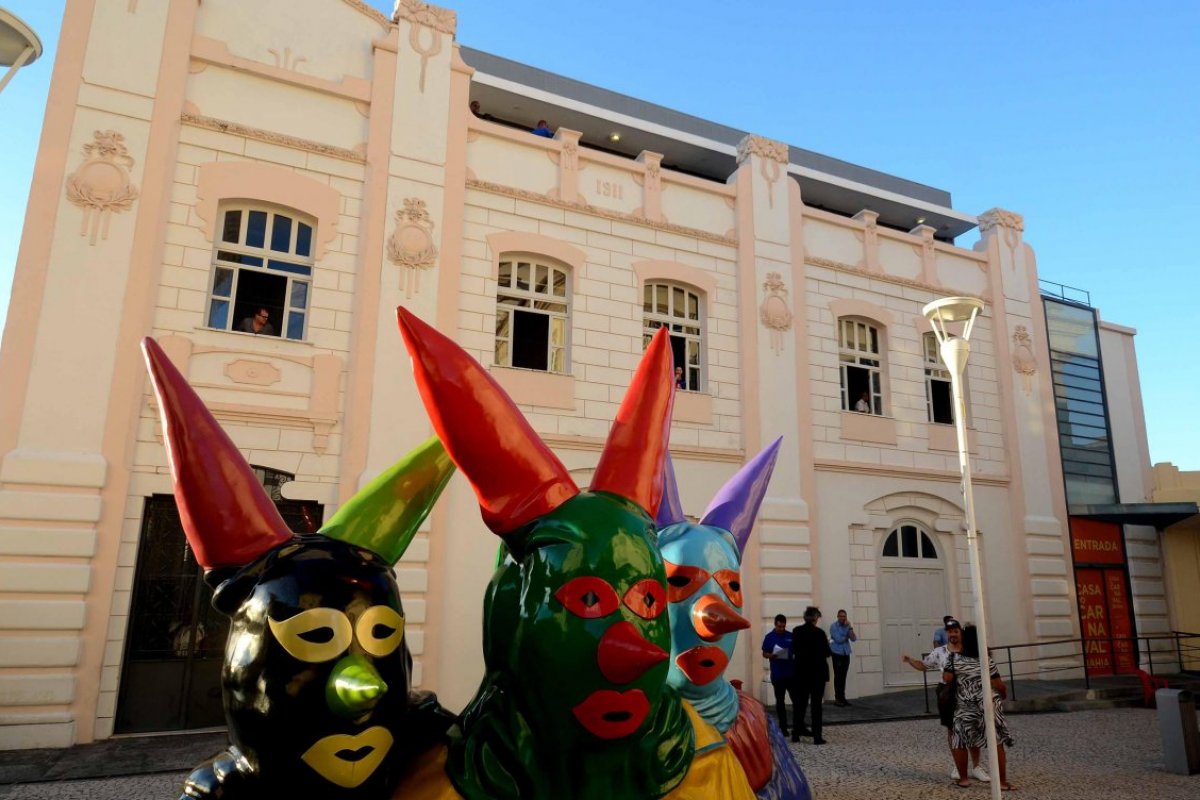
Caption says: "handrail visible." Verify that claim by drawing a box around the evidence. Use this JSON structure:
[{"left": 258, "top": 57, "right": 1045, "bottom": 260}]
[{"left": 918, "top": 631, "right": 1200, "bottom": 710}]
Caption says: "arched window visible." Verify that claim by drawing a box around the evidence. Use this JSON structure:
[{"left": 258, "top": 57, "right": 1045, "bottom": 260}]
[
  {"left": 205, "top": 204, "right": 314, "bottom": 341},
  {"left": 494, "top": 256, "right": 570, "bottom": 373},
  {"left": 839, "top": 318, "right": 883, "bottom": 414},
  {"left": 924, "top": 333, "right": 954, "bottom": 424},
  {"left": 643, "top": 282, "right": 704, "bottom": 391},
  {"left": 881, "top": 524, "right": 939, "bottom": 560}
]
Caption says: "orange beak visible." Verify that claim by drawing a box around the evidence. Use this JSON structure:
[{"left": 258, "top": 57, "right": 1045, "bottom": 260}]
[{"left": 691, "top": 594, "right": 750, "bottom": 641}]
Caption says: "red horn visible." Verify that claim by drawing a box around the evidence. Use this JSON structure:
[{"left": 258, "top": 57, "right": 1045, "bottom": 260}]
[
  {"left": 589, "top": 328, "right": 674, "bottom": 516},
  {"left": 141, "top": 338, "right": 291, "bottom": 570},
  {"left": 396, "top": 307, "right": 578, "bottom": 535}
]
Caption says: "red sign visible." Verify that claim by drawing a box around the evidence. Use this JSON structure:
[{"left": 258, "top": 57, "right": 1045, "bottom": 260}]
[
  {"left": 1106, "top": 570, "right": 1136, "bottom": 673},
  {"left": 1077, "top": 569, "right": 1113, "bottom": 674},
  {"left": 1070, "top": 519, "right": 1125, "bottom": 565}
]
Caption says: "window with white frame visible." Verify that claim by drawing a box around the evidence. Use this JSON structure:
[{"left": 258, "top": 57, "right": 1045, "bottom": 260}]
[
  {"left": 494, "top": 257, "right": 569, "bottom": 373},
  {"left": 839, "top": 318, "right": 883, "bottom": 414},
  {"left": 881, "top": 523, "right": 939, "bottom": 560},
  {"left": 205, "top": 205, "right": 314, "bottom": 341},
  {"left": 924, "top": 332, "right": 954, "bottom": 425},
  {"left": 642, "top": 282, "right": 703, "bottom": 391}
]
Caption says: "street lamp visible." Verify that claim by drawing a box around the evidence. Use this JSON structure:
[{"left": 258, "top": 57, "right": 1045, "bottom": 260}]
[
  {"left": 923, "top": 295, "right": 1002, "bottom": 799},
  {"left": 0, "top": 7, "right": 42, "bottom": 96}
]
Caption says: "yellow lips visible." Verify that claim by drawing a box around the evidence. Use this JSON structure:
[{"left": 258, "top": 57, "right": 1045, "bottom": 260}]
[{"left": 301, "top": 726, "right": 394, "bottom": 789}]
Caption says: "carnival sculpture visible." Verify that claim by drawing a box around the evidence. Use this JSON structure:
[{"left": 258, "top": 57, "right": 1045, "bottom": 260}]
[
  {"left": 142, "top": 339, "right": 456, "bottom": 800},
  {"left": 656, "top": 447, "right": 812, "bottom": 800},
  {"left": 391, "top": 309, "right": 754, "bottom": 800}
]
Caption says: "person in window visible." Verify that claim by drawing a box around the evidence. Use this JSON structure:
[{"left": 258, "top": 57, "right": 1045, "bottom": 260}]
[
  {"left": 239, "top": 307, "right": 275, "bottom": 336},
  {"left": 854, "top": 391, "right": 871, "bottom": 413},
  {"left": 674, "top": 366, "right": 687, "bottom": 390},
  {"left": 531, "top": 119, "right": 553, "bottom": 137}
]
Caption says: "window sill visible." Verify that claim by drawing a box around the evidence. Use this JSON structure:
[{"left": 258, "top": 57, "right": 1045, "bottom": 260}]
[
  {"left": 488, "top": 366, "right": 576, "bottom": 410},
  {"left": 839, "top": 410, "right": 897, "bottom": 445},
  {"left": 674, "top": 390, "right": 713, "bottom": 425},
  {"left": 197, "top": 326, "right": 313, "bottom": 351}
]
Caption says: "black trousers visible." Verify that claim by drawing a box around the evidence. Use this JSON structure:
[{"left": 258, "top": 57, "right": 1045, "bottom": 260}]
[
  {"left": 795, "top": 679, "right": 826, "bottom": 738},
  {"left": 831, "top": 653, "right": 850, "bottom": 701},
  {"left": 771, "top": 678, "right": 801, "bottom": 734}
]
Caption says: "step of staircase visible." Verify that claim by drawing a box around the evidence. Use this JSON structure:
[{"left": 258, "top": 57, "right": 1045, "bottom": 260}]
[{"left": 1053, "top": 696, "right": 1145, "bottom": 712}]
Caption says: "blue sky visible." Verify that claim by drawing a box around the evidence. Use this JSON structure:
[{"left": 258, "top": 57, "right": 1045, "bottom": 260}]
[{"left": 1, "top": 1, "right": 1197, "bottom": 470}]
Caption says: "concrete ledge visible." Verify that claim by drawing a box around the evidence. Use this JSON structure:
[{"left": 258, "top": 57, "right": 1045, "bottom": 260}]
[
  {"left": 0, "top": 637, "right": 80, "bottom": 668},
  {"left": 0, "top": 528, "right": 97, "bottom": 557},
  {"left": 0, "top": 600, "right": 87, "bottom": 630},
  {"left": 0, "top": 721, "right": 75, "bottom": 750},
  {"left": 0, "top": 563, "right": 91, "bottom": 593},
  {"left": 0, "top": 450, "right": 107, "bottom": 488},
  {"left": 840, "top": 411, "right": 897, "bottom": 445},
  {"left": 488, "top": 366, "right": 576, "bottom": 410},
  {"left": 0, "top": 674, "right": 75, "bottom": 706}
]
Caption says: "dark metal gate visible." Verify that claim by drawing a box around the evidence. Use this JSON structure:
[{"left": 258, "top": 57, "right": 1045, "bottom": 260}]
[{"left": 115, "top": 468, "right": 322, "bottom": 733}]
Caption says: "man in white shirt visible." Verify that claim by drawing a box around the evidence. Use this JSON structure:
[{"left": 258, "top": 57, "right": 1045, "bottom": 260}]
[{"left": 901, "top": 619, "right": 990, "bottom": 783}]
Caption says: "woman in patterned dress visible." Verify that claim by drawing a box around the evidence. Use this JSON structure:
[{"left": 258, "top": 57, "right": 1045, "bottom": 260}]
[{"left": 943, "top": 624, "right": 1015, "bottom": 790}]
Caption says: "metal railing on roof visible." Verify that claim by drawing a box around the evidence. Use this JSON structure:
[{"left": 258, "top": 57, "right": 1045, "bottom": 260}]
[{"left": 1039, "top": 279, "right": 1092, "bottom": 307}]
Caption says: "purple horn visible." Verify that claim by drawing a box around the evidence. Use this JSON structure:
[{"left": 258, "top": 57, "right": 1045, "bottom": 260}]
[
  {"left": 699, "top": 437, "right": 782, "bottom": 554},
  {"left": 655, "top": 452, "right": 686, "bottom": 529}
]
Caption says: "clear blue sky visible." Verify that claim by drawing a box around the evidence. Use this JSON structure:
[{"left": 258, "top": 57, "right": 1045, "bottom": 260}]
[{"left": 2, "top": 1, "right": 1197, "bottom": 471}]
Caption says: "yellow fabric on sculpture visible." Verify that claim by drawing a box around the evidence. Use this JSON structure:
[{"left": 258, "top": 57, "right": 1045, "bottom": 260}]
[{"left": 390, "top": 701, "right": 755, "bottom": 799}]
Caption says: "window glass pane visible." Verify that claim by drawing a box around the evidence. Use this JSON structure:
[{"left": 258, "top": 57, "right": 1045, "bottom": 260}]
[
  {"left": 498, "top": 295, "right": 528, "bottom": 308},
  {"left": 1045, "top": 299, "right": 1099, "bottom": 359},
  {"left": 498, "top": 261, "right": 512, "bottom": 288},
  {"left": 211, "top": 267, "right": 234, "bottom": 297},
  {"left": 550, "top": 316, "right": 565, "bottom": 348},
  {"left": 643, "top": 284, "right": 653, "bottom": 311},
  {"left": 553, "top": 269, "right": 566, "bottom": 297},
  {"left": 495, "top": 338, "right": 510, "bottom": 366},
  {"left": 550, "top": 347, "right": 565, "bottom": 373},
  {"left": 901, "top": 526, "right": 917, "bottom": 557},
  {"left": 516, "top": 262, "right": 530, "bottom": 292},
  {"left": 673, "top": 287, "right": 685, "bottom": 317},
  {"left": 217, "top": 251, "right": 263, "bottom": 268},
  {"left": 882, "top": 533, "right": 898, "bottom": 557},
  {"left": 286, "top": 311, "right": 305, "bottom": 341},
  {"left": 656, "top": 285, "right": 668, "bottom": 315},
  {"left": 268, "top": 260, "right": 312, "bottom": 276},
  {"left": 495, "top": 308, "right": 510, "bottom": 339},
  {"left": 921, "top": 533, "right": 937, "bottom": 559},
  {"left": 222, "top": 210, "right": 242, "bottom": 244},
  {"left": 246, "top": 211, "right": 268, "bottom": 248},
  {"left": 290, "top": 281, "right": 308, "bottom": 310},
  {"left": 207, "top": 298, "right": 229, "bottom": 330},
  {"left": 535, "top": 264, "right": 549, "bottom": 295},
  {"left": 295, "top": 223, "right": 313, "bottom": 257},
  {"left": 688, "top": 292, "right": 699, "bottom": 321},
  {"left": 271, "top": 215, "right": 293, "bottom": 253},
  {"left": 869, "top": 326, "right": 879, "bottom": 354}
]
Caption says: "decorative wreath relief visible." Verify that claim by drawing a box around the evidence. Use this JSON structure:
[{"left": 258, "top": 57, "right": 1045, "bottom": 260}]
[
  {"left": 1011, "top": 325, "right": 1038, "bottom": 395},
  {"left": 386, "top": 198, "right": 439, "bottom": 298},
  {"left": 759, "top": 271, "right": 793, "bottom": 356},
  {"left": 66, "top": 130, "right": 140, "bottom": 245}
]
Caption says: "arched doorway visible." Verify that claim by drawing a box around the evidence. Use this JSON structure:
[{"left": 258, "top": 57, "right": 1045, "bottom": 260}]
[
  {"left": 114, "top": 467, "right": 322, "bottom": 733},
  {"left": 879, "top": 523, "right": 949, "bottom": 687}
]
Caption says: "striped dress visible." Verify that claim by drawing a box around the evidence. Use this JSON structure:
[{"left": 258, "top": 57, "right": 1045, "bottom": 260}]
[{"left": 946, "top": 653, "right": 1014, "bottom": 750}]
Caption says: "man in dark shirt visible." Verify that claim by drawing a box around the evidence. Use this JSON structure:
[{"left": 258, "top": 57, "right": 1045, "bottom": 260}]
[
  {"left": 761, "top": 614, "right": 801, "bottom": 737},
  {"left": 790, "top": 605, "right": 831, "bottom": 744}
]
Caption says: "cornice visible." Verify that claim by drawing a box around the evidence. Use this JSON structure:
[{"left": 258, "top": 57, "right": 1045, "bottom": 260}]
[
  {"left": 465, "top": 178, "right": 738, "bottom": 246},
  {"left": 181, "top": 113, "right": 366, "bottom": 164},
  {"left": 805, "top": 255, "right": 986, "bottom": 304},
  {"left": 815, "top": 459, "right": 1010, "bottom": 487}
]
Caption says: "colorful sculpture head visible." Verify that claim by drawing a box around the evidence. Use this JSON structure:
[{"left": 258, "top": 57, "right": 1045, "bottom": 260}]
[
  {"left": 143, "top": 338, "right": 455, "bottom": 798},
  {"left": 395, "top": 309, "right": 693, "bottom": 799},
  {"left": 655, "top": 440, "right": 781, "bottom": 731}
]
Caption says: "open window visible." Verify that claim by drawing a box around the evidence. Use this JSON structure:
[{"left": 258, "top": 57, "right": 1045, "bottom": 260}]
[
  {"left": 494, "top": 257, "right": 570, "bottom": 373},
  {"left": 205, "top": 204, "right": 314, "bottom": 341},
  {"left": 642, "top": 282, "right": 704, "bottom": 391},
  {"left": 839, "top": 318, "right": 883, "bottom": 414},
  {"left": 924, "top": 332, "right": 954, "bottom": 424}
]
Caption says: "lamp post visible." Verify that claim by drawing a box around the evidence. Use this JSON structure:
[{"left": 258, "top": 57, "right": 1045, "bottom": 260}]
[
  {"left": 0, "top": 8, "right": 42, "bottom": 96},
  {"left": 923, "top": 296, "right": 1002, "bottom": 799}
]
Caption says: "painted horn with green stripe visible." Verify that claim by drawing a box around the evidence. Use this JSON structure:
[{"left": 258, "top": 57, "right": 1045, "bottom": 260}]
[{"left": 318, "top": 436, "right": 455, "bottom": 565}]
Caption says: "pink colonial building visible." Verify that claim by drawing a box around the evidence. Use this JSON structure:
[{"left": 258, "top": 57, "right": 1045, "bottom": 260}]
[{"left": 0, "top": 0, "right": 1189, "bottom": 749}]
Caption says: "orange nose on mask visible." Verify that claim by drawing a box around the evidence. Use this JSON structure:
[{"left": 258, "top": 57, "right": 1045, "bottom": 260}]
[{"left": 691, "top": 594, "right": 750, "bottom": 641}]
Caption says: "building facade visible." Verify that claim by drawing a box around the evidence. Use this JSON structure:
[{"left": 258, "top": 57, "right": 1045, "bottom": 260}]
[{"left": 0, "top": 0, "right": 1185, "bottom": 749}]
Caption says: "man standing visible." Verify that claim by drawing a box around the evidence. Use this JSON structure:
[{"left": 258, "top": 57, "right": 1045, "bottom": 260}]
[
  {"left": 790, "top": 606, "right": 831, "bottom": 744},
  {"left": 829, "top": 609, "right": 857, "bottom": 706},
  {"left": 761, "top": 614, "right": 800, "bottom": 737}
]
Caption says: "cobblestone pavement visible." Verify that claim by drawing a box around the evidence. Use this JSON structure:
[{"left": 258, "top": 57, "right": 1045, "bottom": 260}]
[
  {"left": 793, "top": 707, "right": 1197, "bottom": 799},
  {"left": 0, "top": 708, "right": 1196, "bottom": 799}
]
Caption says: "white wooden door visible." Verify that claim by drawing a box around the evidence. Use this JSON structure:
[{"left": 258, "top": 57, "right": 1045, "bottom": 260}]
[{"left": 881, "top": 566, "right": 948, "bottom": 686}]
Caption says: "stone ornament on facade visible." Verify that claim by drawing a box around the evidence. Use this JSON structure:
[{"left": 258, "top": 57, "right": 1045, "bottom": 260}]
[
  {"left": 387, "top": 198, "right": 439, "bottom": 298},
  {"left": 759, "top": 271, "right": 793, "bottom": 355},
  {"left": 393, "top": 0, "right": 457, "bottom": 93},
  {"left": 267, "top": 47, "right": 307, "bottom": 72},
  {"left": 1011, "top": 325, "right": 1038, "bottom": 395},
  {"left": 978, "top": 207, "right": 1025, "bottom": 255},
  {"left": 736, "top": 135, "right": 788, "bottom": 210},
  {"left": 224, "top": 359, "right": 282, "bottom": 387},
  {"left": 65, "top": 130, "right": 140, "bottom": 246}
]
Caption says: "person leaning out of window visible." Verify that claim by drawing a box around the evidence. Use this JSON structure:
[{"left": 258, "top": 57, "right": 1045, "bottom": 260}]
[{"left": 240, "top": 307, "right": 275, "bottom": 336}]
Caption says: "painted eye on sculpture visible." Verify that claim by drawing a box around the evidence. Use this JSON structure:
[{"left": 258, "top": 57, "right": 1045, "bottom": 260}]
[
  {"left": 355, "top": 605, "right": 406, "bottom": 658},
  {"left": 554, "top": 576, "right": 620, "bottom": 618},
  {"left": 269, "top": 607, "right": 353, "bottom": 663},
  {"left": 713, "top": 569, "right": 744, "bottom": 607},
  {"left": 623, "top": 579, "right": 667, "bottom": 619},
  {"left": 663, "top": 561, "right": 710, "bottom": 603}
]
